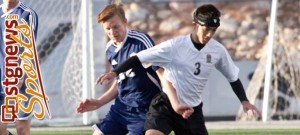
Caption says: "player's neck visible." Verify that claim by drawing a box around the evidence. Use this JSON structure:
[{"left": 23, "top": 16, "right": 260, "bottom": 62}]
[
  {"left": 114, "top": 41, "right": 122, "bottom": 46},
  {"left": 191, "top": 33, "right": 203, "bottom": 44},
  {"left": 3, "top": 1, "right": 19, "bottom": 13},
  {"left": 190, "top": 34, "right": 204, "bottom": 51}
]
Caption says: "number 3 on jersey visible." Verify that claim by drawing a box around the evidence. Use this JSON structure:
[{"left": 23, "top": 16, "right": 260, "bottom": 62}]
[{"left": 194, "top": 62, "right": 201, "bottom": 75}]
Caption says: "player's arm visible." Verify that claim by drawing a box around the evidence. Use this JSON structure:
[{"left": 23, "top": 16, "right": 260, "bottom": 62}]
[
  {"left": 230, "top": 78, "right": 248, "bottom": 102},
  {"left": 216, "top": 46, "right": 260, "bottom": 116},
  {"left": 156, "top": 68, "right": 194, "bottom": 119},
  {"left": 77, "top": 80, "right": 118, "bottom": 113},
  {"left": 229, "top": 79, "right": 260, "bottom": 115},
  {"left": 96, "top": 56, "right": 141, "bottom": 84},
  {"left": 95, "top": 80, "right": 118, "bottom": 106},
  {"left": 156, "top": 68, "right": 180, "bottom": 108}
]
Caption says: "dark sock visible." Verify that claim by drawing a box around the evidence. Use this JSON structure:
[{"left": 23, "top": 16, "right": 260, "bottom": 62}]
[{"left": 8, "top": 131, "right": 13, "bottom": 135}]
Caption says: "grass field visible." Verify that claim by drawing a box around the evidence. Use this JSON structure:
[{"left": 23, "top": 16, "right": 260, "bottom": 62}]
[{"left": 9, "top": 129, "right": 300, "bottom": 135}]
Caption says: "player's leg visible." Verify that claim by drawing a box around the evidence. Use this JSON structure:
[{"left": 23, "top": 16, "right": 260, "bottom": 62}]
[
  {"left": 16, "top": 81, "right": 32, "bottom": 135},
  {"left": 0, "top": 93, "right": 9, "bottom": 135},
  {"left": 145, "top": 129, "right": 164, "bottom": 135},
  {"left": 16, "top": 119, "right": 31, "bottom": 135},
  {"left": 92, "top": 130, "right": 104, "bottom": 135},
  {"left": 0, "top": 72, "right": 9, "bottom": 135},
  {"left": 144, "top": 93, "right": 174, "bottom": 135},
  {"left": 0, "top": 122, "right": 8, "bottom": 135}
]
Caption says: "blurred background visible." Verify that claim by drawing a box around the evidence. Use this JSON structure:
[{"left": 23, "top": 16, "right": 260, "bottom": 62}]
[{"left": 4, "top": 0, "right": 299, "bottom": 127}]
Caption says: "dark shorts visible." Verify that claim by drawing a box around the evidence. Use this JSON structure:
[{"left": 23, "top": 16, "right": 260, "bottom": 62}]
[
  {"left": 93, "top": 103, "right": 148, "bottom": 135},
  {"left": 144, "top": 92, "right": 208, "bottom": 135}
]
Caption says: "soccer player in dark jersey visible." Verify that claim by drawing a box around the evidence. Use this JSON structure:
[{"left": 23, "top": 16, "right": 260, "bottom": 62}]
[
  {"left": 76, "top": 3, "right": 161, "bottom": 135},
  {"left": 98, "top": 4, "right": 261, "bottom": 135},
  {"left": 0, "top": 0, "right": 38, "bottom": 135}
]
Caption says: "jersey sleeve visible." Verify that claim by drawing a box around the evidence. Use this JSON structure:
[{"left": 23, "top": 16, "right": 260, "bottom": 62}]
[
  {"left": 22, "top": 8, "right": 39, "bottom": 39},
  {"left": 18, "top": 8, "right": 38, "bottom": 63},
  {"left": 30, "top": 11, "right": 38, "bottom": 39},
  {"left": 144, "top": 33, "right": 161, "bottom": 71},
  {"left": 144, "top": 33, "right": 155, "bottom": 49},
  {"left": 137, "top": 39, "right": 173, "bottom": 68},
  {"left": 28, "top": 10, "right": 38, "bottom": 39},
  {"left": 215, "top": 47, "right": 239, "bottom": 82}
]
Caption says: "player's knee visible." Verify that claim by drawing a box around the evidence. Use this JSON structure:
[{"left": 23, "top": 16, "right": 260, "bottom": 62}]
[
  {"left": 145, "top": 129, "right": 165, "bottom": 135},
  {"left": 0, "top": 123, "right": 8, "bottom": 135},
  {"left": 16, "top": 124, "right": 25, "bottom": 133},
  {"left": 15, "top": 120, "right": 30, "bottom": 135},
  {"left": 16, "top": 125, "right": 26, "bottom": 134},
  {"left": 93, "top": 130, "right": 104, "bottom": 135}
]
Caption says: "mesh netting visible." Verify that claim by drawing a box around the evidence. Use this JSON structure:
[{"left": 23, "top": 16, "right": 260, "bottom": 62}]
[{"left": 22, "top": 0, "right": 85, "bottom": 123}]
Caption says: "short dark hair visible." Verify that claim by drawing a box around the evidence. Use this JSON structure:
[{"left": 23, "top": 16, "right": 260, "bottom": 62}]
[{"left": 193, "top": 4, "right": 221, "bottom": 27}]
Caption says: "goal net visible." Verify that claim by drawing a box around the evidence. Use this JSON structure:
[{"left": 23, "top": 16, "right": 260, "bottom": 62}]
[
  {"left": 237, "top": 0, "right": 300, "bottom": 121},
  {"left": 20, "top": 0, "right": 108, "bottom": 125}
]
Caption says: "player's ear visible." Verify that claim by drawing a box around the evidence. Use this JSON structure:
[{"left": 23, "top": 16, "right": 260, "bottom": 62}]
[
  {"left": 123, "top": 18, "right": 128, "bottom": 25},
  {"left": 192, "top": 21, "right": 198, "bottom": 29}
]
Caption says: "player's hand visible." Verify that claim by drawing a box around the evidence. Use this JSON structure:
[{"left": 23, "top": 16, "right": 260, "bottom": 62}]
[
  {"left": 172, "top": 103, "right": 194, "bottom": 119},
  {"left": 76, "top": 98, "right": 101, "bottom": 113},
  {"left": 182, "top": 108, "right": 194, "bottom": 119},
  {"left": 96, "top": 71, "right": 117, "bottom": 85},
  {"left": 241, "top": 101, "right": 261, "bottom": 116}
]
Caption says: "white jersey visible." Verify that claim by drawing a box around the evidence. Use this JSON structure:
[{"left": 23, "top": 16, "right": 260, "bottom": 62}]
[{"left": 137, "top": 34, "right": 239, "bottom": 107}]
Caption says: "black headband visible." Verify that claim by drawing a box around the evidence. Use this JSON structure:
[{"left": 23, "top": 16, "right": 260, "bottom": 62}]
[{"left": 193, "top": 11, "right": 220, "bottom": 27}]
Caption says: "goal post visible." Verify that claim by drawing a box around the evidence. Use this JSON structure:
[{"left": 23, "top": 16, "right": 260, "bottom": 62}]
[
  {"left": 81, "top": 0, "right": 96, "bottom": 125},
  {"left": 262, "top": 0, "right": 278, "bottom": 122}
]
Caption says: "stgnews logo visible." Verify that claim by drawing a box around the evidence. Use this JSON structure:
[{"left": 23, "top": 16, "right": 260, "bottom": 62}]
[{"left": 1, "top": 14, "right": 51, "bottom": 123}]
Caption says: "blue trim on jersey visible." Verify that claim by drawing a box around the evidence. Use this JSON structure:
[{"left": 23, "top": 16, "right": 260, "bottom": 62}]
[
  {"left": 128, "top": 30, "right": 154, "bottom": 49},
  {"left": 106, "top": 30, "right": 161, "bottom": 108}
]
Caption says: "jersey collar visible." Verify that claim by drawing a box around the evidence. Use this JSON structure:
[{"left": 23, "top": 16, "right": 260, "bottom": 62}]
[
  {"left": 188, "top": 34, "right": 203, "bottom": 52},
  {"left": 188, "top": 34, "right": 212, "bottom": 52},
  {"left": 114, "top": 29, "right": 129, "bottom": 53}
]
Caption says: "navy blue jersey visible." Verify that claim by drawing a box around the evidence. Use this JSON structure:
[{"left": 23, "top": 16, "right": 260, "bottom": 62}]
[
  {"left": 106, "top": 30, "right": 161, "bottom": 108},
  {"left": 0, "top": 2, "right": 38, "bottom": 94}
]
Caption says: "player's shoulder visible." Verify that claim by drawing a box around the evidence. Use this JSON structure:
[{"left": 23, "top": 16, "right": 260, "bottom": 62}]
[
  {"left": 128, "top": 30, "right": 153, "bottom": 41},
  {"left": 206, "top": 38, "right": 229, "bottom": 55},
  {"left": 105, "top": 40, "right": 114, "bottom": 51},
  {"left": 127, "top": 30, "right": 154, "bottom": 48},
  {"left": 207, "top": 38, "right": 225, "bottom": 49},
  {"left": 18, "top": 2, "right": 38, "bottom": 18},
  {"left": 167, "top": 34, "right": 190, "bottom": 46},
  {"left": 174, "top": 34, "right": 189, "bottom": 42},
  {"left": 128, "top": 30, "right": 149, "bottom": 36}
]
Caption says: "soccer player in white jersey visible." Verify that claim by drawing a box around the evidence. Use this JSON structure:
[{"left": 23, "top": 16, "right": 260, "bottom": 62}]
[
  {"left": 98, "top": 4, "right": 260, "bottom": 135},
  {"left": 76, "top": 3, "right": 161, "bottom": 135},
  {"left": 0, "top": 0, "right": 38, "bottom": 135}
]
